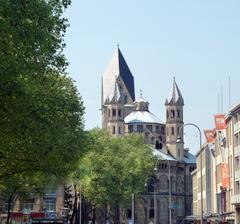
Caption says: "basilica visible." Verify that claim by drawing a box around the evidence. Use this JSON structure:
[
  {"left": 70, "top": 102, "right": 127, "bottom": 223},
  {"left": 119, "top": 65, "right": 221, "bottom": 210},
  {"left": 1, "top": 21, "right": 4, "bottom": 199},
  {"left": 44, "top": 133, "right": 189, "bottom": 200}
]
[{"left": 101, "top": 47, "right": 196, "bottom": 224}]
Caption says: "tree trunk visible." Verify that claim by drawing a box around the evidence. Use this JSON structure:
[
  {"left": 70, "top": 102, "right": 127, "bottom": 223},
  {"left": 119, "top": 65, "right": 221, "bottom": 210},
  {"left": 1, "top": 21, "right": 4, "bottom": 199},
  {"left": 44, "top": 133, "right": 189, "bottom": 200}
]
[
  {"left": 92, "top": 205, "right": 96, "bottom": 224},
  {"left": 69, "top": 185, "right": 77, "bottom": 224},
  {"left": 6, "top": 188, "right": 17, "bottom": 224}
]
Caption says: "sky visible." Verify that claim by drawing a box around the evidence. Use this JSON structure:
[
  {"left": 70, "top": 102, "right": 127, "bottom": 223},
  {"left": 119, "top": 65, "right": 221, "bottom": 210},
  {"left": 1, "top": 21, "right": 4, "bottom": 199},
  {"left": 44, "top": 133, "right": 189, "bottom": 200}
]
[{"left": 63, "top": 1, "right": 240, "bottom": 154}]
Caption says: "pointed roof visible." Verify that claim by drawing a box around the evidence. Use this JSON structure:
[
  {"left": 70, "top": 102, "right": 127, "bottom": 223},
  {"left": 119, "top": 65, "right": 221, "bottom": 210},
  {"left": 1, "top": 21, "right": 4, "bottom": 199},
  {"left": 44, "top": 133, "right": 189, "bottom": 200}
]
[
  {"left": 133, "top": 90, "right": 149, "bottom": 111},
  {"left": 102, "top": 47, "right": 135, "bottom": 104},
  {"left": 106, "top": 77, "right": 123, "bottom": 103},
  {"left": 165, "top": 77, "right": 184, "bottom": 105}
]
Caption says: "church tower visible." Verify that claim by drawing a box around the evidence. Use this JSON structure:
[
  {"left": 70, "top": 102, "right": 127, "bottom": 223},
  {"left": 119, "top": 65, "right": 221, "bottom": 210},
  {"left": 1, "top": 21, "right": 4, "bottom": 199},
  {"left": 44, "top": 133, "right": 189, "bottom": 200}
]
[
  {"left": 101, "top": 47, "right": 135, "bottom": 136},
  {"left": 165, "top": 77, "right": 184, "bottom": 161}
]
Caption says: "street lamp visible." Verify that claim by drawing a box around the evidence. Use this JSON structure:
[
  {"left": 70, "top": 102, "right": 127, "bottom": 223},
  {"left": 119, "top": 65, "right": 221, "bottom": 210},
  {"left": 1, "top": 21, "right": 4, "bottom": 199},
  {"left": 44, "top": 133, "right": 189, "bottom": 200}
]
[
  {"left": 177, "top": 123, "right": 203, "bottom": 224},
  {"left": 145, "top": 176, "right": 157, "bottom": 224},
  {"left": 77, "top": 190, "right": 82, "bottom": 224}
]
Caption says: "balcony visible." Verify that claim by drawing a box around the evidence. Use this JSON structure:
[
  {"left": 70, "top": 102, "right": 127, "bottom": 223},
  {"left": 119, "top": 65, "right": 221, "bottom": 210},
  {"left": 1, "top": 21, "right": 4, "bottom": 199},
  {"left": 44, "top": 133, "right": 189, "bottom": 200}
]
[{"left": 232, "top": 194, "right": 240, "bottom": 204}]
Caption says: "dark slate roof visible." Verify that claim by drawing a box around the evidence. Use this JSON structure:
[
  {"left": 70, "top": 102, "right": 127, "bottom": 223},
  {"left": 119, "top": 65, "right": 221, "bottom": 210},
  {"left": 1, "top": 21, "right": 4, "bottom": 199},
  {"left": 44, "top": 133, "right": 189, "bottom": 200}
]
[
  {"left": 165, "top": 77, "right": 184, "bottom": 105},
  {"left": 102, "top": 47, "right": 135, "bottom": 104},
  {"left": 117, "top": 48, "right": 135, "bottom": 102}
]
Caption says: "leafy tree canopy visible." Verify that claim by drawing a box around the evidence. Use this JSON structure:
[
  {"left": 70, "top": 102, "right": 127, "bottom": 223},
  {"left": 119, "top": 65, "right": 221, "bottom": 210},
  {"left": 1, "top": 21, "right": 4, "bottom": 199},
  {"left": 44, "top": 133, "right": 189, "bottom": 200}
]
[
  {"left": 0, "top": 0, "right": 86, "bottom": 185},
  {"left": 78, "top": 129, "right": 156, "bottom": 208}
]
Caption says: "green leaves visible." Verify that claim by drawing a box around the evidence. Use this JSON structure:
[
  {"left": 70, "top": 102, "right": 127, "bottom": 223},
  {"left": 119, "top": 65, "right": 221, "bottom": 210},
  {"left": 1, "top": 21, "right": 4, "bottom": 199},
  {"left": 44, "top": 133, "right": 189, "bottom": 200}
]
[
  {"left": 79, "top": 129, "right": 155, "bottom": 208},
  {"left": 0, "top": 1, "right": 86, "bottom": 190}
]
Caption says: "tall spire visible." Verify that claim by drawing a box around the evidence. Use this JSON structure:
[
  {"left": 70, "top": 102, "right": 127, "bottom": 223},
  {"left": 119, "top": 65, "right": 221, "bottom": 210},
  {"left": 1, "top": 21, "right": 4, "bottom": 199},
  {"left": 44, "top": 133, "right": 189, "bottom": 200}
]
[
  {"left": 106, "top": 76, "right": 123, "bottom": 103},
  {"left": 165, "top": 77, "right": 184, "bottom": 105},
  {"left": 102, "top": 47, "right": 135, "bottom": 105}
]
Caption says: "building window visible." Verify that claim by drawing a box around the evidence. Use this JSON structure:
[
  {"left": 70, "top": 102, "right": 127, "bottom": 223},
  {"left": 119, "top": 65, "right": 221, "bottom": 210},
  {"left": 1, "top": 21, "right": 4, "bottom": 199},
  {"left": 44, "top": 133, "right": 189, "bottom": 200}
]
[
  {"left": 137, "top": 125, "right": 143, "bottom": 133},
  {"left": 108, "top": 109, "right": 110, "bottom": 117},
  {"left": 118, "top": 109, "right": 121, "bottom": 117},
  {"left": 43, "top": 198, "right": 56, "bottom": 212},
  {"left": 128, "top": 125, "right": 133, "bottom": 133},
  {"left": 119, "top": 126, "right": 121, "bottom": 134},
  {"left": 171, "top": 127, "right": 174, "bottom": 135},
  {"left": 22, "top": 199, "right": 34, "bottom": 212},
  {"left": 178, "top": 148, "right": 181, "bottom": 157},
  {"left": 161, "top": 127, "right": 165, "bottom": 133},
  {"left": 149, "top": 209, "right": 154, "bottom": 218},
  {"left": 177, "top": 110, "right": 180, "bottom": 118},
  {"left": 167, "top": 111, "right": 169, "bottom": 119},
  {"left": 147, "top": 124, "right": 152, "bottom": 132},
  {"left": 112, "top": 126, "right": 116, "bottom": 134},
  {"left": 177, "top": 127, "right": 180, "bottom": 135},
  {"left": 112, "top": 109, "right": 116, "bottom": 117},
  {"left": 171, "top": 110, "right": 175, "bottom": 118}
]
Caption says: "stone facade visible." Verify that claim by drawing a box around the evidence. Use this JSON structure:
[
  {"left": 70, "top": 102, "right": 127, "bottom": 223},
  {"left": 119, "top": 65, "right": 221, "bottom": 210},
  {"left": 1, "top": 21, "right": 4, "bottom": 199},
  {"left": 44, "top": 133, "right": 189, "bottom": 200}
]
[{"left": 101, "top": 47, "right": 196, "bottom": 224}]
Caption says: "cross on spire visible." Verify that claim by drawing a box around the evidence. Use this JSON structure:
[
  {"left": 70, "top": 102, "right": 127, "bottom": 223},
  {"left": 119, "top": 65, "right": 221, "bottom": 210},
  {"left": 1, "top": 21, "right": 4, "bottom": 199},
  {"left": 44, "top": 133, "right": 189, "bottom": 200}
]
[{"left": 140, "top": 89, "right": 143, "bottom": 98}]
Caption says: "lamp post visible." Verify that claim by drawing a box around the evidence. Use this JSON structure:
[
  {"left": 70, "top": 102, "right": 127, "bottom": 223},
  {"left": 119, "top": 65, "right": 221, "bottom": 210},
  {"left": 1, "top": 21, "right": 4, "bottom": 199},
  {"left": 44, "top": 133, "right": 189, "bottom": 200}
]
[
  {"left": 145, "top": 176, "right": 157, "bottom": 224},
  {"left": 177, "top": 123, "right": 203, "bottom": 224},
  {"left": 79, "top": 190, "right": 82, "bottom": 224},
  {"left": 132, "top": 193, "right": 135, "bottom": 224}
]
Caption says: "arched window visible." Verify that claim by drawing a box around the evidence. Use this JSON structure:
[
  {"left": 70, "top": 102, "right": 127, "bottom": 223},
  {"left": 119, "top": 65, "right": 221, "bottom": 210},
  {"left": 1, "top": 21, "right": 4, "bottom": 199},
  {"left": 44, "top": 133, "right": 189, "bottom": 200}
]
[
  {"left": 147, "top": 178, "right": 156, "bottom": 192},
  {"left": 177, "top": 198, "right": 183, "bottom": 216},
  {"left": 159, "top": 175, "right": 168, "bottom": 191},
  {"left": 112, "top": 108, "right": 116, "bottom": 117},
  {"left": 177, "top": 110, "right": 180, "bottom": 118},
  {"left": 177, "top": 177, "right": 183, "bottom": 193},
  {"left": 160, "top": 198, "right": 168, "bottom": 213},
  {"left": 112, "top": 126, "right": 115, "bottom": 134},
  {"left": 171, "top": 127, "right": 174, "bottom": 135},
  {"left": 118, "top": 109, "right": 122, "bottom": 117}
]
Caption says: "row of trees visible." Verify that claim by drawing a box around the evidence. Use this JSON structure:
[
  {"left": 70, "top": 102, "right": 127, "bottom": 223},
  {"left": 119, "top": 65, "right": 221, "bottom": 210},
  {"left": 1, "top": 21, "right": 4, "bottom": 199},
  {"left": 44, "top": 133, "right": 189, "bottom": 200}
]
[{"left": 0, "top": 1, "right": 157, "bottom": 223}]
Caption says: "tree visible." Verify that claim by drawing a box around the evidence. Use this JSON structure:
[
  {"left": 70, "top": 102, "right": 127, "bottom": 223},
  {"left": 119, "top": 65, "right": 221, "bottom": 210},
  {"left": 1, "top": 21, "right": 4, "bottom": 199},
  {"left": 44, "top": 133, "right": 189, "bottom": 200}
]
[
  {"left": 0, "top": 0, "right": 87, "bottom": 180},
  {"left": 0, "top": 5, "right": 88, "bottom": 222},
  {"left": 78, "top": 129, "right": 156, "bottom": 223},
  {"left": 0, "top": 72, "right": 86, "bottom": 181}
]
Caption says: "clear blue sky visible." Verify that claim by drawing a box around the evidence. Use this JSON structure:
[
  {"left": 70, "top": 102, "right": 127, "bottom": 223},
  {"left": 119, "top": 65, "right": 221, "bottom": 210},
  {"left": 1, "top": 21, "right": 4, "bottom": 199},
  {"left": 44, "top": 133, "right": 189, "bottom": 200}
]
[{"left": 63, "top": 1, "right": 240, "bottom": 154}]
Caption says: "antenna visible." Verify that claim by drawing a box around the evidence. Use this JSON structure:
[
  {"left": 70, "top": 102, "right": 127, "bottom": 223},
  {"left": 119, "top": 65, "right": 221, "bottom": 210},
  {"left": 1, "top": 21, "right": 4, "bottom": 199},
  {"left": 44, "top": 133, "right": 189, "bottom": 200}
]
[
  {"left": 228, "top": 76, "right": 231, "bottom": 108},
  {"left": 221, "top": 85, "right": 223, "bottom": 114}
]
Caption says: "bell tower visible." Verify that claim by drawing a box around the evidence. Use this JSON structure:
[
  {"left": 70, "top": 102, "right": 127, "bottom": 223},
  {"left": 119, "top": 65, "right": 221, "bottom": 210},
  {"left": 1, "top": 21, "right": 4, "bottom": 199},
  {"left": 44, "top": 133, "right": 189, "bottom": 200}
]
[
  {"left": 101, "top": 47, "right": 135, "bottom": 136},
  {"left": 165, "top": 77, "right": 184, "bottom": 161}
]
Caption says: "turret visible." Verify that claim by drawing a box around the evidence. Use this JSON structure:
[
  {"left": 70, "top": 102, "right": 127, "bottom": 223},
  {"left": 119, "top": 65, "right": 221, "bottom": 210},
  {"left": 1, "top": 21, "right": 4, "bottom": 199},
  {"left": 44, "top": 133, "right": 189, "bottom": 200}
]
[{"left": 165, "top": 77, "right": 184, "bottom": 161}]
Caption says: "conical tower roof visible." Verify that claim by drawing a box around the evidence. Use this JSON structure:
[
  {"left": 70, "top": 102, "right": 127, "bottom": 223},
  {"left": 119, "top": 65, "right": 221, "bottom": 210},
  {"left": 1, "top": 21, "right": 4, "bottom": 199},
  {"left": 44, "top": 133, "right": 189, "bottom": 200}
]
[
  {"left": 102, "top": 47, "right": 135, "bottom": 104},
  {"left": 106, "top": 77, "right": 123, "bottom": 103},
  {"left": 165, "top": 77, "right": 184, "bottom": 105}
]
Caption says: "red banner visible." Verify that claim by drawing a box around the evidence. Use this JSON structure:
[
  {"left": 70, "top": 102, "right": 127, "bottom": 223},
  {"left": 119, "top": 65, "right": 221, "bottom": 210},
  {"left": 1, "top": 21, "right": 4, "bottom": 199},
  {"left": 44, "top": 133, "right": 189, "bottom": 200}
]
[
  {"left": 204, "top": 129, "right": 215, "bottom": 142},
  {"left": 221, "top": 163, "right": 229, "bottom": 189},
  {"left": 214, "top": 115, "right": 226, "bottom": 130}
]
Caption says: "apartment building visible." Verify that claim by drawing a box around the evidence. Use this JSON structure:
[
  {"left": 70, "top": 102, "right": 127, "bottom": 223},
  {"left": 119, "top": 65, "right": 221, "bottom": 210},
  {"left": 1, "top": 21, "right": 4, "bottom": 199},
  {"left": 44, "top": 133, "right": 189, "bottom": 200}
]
[{"left": 192, "top": 114, "right": 235, "bottom": 223}]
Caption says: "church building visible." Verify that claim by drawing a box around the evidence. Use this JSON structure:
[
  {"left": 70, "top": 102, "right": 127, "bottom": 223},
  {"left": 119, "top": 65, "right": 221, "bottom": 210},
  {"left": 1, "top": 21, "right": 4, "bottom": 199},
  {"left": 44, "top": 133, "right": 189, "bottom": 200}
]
[{"left": 101, "top": 47, "right": 196, "bottom": 224}]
